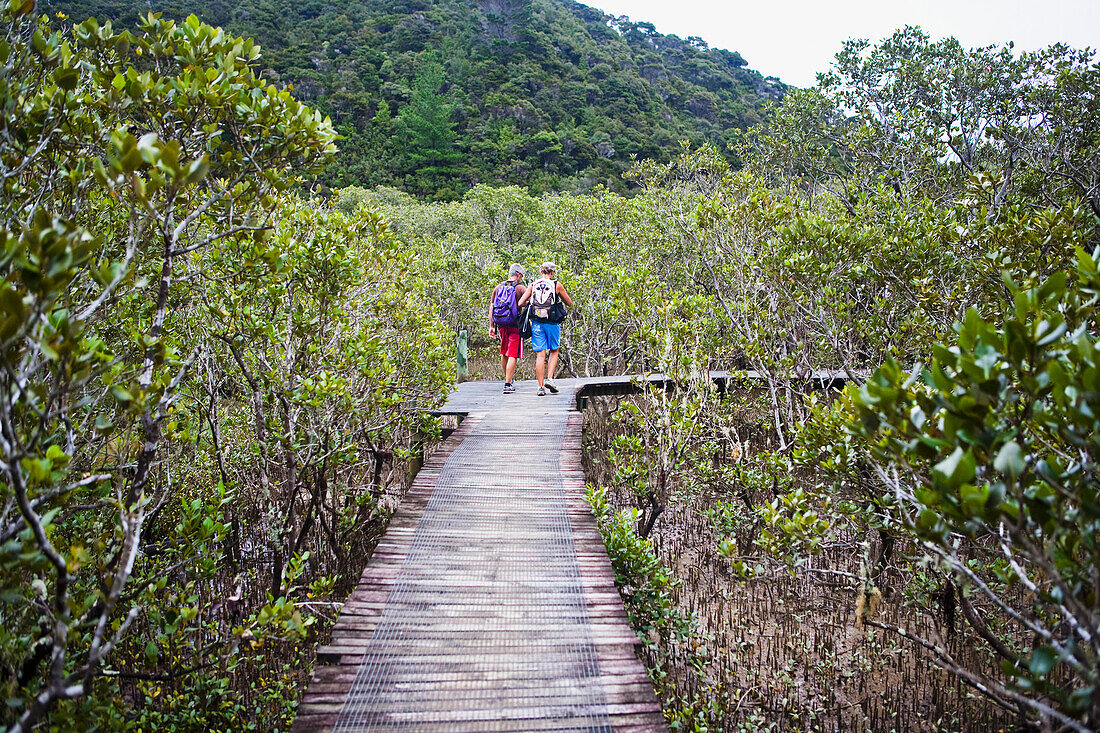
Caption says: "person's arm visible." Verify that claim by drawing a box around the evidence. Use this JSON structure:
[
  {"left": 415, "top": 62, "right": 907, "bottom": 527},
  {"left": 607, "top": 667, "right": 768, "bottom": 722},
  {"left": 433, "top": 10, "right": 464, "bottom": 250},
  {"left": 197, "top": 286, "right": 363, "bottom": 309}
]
[
  {"left": 556, "top": 281, "right": 573, "bottom": 308},
  {"left": 517, "top": 284, "right": 531, "bottom": 307}
]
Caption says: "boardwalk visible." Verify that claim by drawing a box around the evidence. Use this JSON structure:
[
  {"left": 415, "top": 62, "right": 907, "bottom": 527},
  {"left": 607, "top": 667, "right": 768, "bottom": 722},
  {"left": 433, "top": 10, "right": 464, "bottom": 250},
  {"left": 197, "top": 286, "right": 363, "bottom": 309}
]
[{"left": 293, "top": 379, "right": 666, "bottom": 732}]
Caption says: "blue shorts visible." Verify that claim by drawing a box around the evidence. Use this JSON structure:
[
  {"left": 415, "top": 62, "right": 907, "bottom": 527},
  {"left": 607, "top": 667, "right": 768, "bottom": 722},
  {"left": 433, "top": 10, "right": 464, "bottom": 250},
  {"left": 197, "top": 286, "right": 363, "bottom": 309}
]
[{"left": 531, "top": 321, "right": 560, "bottom": 352}]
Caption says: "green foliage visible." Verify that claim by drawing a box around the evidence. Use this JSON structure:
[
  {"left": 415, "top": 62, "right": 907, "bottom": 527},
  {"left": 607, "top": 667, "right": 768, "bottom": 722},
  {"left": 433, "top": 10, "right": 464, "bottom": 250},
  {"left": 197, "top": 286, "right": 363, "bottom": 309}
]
[
  {"left": 0, "top": 4, "right": 452, "bottom": 729},
  {"left": 576, "top": 29, "right": 1100, "bottom": 732},
  {"left": 43, "top": 0, "right": 786, "bottom": 197},
  {"left": 399, "top": 56, "right": 463, "bottom": 198},
  {"left": 587, "top": 483, "right": 718, "bottom": 731},
  {"left": 599, "top": 291, "right": 732, "bottom": 536},
  {"left": 590, "top": 480, "right": 739, "bottom": 732},
  {"left": 744, "top": 27, "right": 1100, "bottom": 217},
  {"left": 7, "top": 0, "right": 1099, "bottom": 725},
  {"left": 828, "top": 248, "right": 1100, "bottom": 726},
  {"left": 57, "top": 672, "right": 249, "bottom": 732},
  {"left": 755, "top": 486, "right": 830, "bottom": 568},
  {"left": 202, "top": 194, "right": 453, "bottom": 597},
  {"left": 587, "top": 484, "right": 686, "bottom": 638}
]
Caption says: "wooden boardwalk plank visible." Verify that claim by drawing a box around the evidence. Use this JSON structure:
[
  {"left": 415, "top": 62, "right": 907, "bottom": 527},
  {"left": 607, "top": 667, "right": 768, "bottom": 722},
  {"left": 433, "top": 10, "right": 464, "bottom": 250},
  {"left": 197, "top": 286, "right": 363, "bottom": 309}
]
[{"left": 294, "top": 380, "right": 666, "bottom": 732}]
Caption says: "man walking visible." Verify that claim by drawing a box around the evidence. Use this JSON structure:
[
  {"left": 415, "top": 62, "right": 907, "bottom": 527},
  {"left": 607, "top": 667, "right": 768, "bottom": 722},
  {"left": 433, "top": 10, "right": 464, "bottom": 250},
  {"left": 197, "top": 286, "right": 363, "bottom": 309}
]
[
  {"left": 489, "top": 263, "right": 527, "bottom": 394},
  {"left": 518, "top": 261, "right": 573, "bottom": 396}
]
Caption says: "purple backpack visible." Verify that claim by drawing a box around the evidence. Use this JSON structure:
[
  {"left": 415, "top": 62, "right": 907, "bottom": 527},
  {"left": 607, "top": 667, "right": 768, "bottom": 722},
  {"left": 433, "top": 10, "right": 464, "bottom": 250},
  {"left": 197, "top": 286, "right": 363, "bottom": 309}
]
[{"left": 492, "top": 281, "right": 519, "bottom": 326}]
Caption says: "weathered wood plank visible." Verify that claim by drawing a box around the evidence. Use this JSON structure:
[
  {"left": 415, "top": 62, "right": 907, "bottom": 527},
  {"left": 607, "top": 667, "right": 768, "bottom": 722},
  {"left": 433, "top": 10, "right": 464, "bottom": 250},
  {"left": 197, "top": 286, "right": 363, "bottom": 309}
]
[{"left": 293, "top": 381, "right": 666, "bottom": 732}]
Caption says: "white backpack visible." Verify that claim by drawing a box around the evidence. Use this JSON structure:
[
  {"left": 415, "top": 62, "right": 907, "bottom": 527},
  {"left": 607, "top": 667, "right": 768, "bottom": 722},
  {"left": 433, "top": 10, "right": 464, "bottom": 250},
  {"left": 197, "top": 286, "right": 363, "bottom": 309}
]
[{"left": 530, "top": 278, "right": 556, "bottom": 320}]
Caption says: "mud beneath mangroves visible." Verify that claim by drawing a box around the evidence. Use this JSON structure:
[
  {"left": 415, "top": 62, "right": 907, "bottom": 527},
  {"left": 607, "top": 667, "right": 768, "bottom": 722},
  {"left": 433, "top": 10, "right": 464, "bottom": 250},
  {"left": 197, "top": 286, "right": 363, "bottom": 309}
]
[{"left": 581, "top": 396, "right": 1023, "bottom": 733}]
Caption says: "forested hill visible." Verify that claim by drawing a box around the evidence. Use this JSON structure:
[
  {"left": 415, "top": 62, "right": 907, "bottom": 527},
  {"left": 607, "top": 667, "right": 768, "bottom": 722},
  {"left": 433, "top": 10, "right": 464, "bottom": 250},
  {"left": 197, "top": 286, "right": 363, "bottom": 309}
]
[{"left": 45, "top": 0, "right": 784, "bottom": 197}]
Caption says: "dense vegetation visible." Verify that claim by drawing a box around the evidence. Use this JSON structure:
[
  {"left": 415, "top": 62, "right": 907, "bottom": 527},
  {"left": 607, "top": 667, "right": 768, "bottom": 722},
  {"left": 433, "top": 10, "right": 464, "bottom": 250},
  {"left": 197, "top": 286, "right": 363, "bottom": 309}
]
[
  {"left": 329, "top": 28, "right": 1100, "bottom": 731},
  {"left": 0, "top": 6, "right": 451, "bottom": 730},
  {"left": 3, "top": 0, "right": 1099, "bottom": 729},
  {"left": 44, "top": 0, "right": 785, "bottom": 198},
  {"left": 572, "top": 32, "right": 1100, "bottom": 731}
]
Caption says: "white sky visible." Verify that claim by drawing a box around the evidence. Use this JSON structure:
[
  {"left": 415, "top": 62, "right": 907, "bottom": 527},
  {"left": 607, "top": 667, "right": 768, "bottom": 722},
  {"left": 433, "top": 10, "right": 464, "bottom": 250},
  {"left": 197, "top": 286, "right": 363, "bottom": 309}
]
[{"left": 581, "top": 0, "right": 1100, "bottom": 87}]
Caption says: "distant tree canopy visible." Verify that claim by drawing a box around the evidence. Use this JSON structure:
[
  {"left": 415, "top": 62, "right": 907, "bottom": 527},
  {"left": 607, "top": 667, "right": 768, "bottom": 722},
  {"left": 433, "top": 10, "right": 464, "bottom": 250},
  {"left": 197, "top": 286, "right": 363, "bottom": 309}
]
[
  {"left": 399, "top": 57, "right": 463, "bottom": 197},
  {"left": 42, "top": 0, "right": 785, "bottom": 198}
]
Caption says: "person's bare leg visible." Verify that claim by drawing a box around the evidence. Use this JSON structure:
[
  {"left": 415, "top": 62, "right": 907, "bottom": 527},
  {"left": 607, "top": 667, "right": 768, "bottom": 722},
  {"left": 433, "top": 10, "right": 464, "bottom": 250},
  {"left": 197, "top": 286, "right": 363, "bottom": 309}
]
[
  {"left": 535, "top": 351, "right": 546, "bottom": 387},
  {"left": 547, "top": 349, "right": 559, "bottom": 382},
  {"left": 500, "top": 353, "right": 508, "bottom": 380},
  {"left": 504, "top": 356, "right": 517, "bottom": 384}
]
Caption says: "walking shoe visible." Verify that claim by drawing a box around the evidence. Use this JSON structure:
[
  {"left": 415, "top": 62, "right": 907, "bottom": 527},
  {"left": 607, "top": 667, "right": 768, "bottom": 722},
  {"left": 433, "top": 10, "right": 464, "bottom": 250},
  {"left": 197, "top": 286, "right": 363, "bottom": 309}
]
[
  {"left": 503, "top": 383, "right": 515, "bottom": 394},
  {"left": 537, "top": 387, "right": 546, "bottom": 396},
  {"left": 544, "top": 381, "right": 559, "bottom": 394}
]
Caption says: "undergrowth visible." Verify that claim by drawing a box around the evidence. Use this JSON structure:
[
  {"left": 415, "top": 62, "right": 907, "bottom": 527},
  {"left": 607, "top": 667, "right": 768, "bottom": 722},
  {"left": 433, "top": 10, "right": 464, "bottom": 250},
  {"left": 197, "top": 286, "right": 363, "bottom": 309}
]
[{"left": 587, "top": 484, "right": 729, "bottom": 731}]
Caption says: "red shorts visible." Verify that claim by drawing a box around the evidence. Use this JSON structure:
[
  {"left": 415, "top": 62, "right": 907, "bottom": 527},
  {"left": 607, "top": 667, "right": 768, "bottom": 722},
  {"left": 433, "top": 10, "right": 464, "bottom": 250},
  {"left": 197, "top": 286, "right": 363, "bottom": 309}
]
[{"left": 498, "top": 326, "right": 523, "bottom": 359}]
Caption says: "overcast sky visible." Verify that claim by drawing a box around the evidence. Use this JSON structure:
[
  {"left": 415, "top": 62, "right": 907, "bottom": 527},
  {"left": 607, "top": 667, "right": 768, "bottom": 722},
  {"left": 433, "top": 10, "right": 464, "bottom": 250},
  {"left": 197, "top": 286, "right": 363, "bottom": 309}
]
[{"left": 581, "top": 0, "right": 1100, "bottom": 87}]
